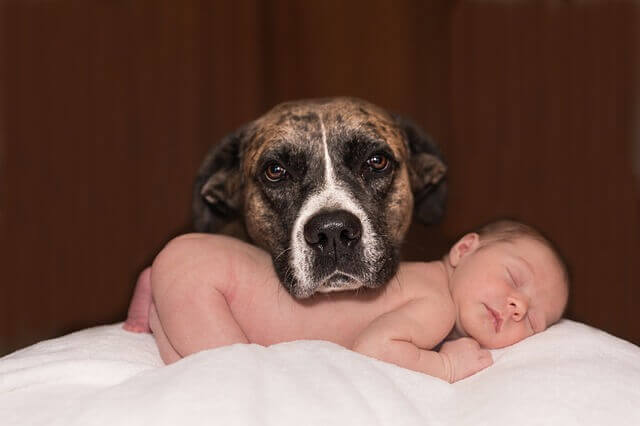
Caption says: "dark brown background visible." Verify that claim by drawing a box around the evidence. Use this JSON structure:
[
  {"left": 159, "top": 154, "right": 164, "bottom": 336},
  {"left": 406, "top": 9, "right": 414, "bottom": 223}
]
[{"left": 1, "top": 0, "right": 639, "bottom": 356}]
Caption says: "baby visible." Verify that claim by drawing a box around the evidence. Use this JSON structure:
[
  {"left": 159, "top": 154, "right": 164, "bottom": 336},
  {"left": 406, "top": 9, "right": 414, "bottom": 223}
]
[{"left": 124, "top": 219, "right": 569, "bottom": 383}]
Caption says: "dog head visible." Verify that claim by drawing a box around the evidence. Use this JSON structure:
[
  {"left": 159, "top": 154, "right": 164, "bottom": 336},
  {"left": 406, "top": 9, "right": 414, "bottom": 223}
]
[{"left": 193, "top": 97, "right": 446, "bottom": 298}]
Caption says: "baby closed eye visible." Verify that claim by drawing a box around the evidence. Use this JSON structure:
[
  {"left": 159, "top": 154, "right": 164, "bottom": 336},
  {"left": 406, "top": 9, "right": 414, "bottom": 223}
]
[{"left": 506, "top": 268, "right": 520, "bottom": 288}]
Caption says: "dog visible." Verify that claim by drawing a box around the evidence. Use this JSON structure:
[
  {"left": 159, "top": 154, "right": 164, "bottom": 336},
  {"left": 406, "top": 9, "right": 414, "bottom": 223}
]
[{"left": 192, "top": 97, "right": 447, "bottom": 298}]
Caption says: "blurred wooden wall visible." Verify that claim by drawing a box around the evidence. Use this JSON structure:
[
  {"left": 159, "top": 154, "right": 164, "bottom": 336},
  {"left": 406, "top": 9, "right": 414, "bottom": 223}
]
[{"left": 1, "top": 0, "right": 638, "bottom": 356}]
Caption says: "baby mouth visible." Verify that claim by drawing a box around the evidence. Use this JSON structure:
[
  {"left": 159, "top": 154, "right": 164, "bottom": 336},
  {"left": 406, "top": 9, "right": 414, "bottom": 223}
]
[{"left": 484, "top": 304, "right": 503, "bottom": 333}]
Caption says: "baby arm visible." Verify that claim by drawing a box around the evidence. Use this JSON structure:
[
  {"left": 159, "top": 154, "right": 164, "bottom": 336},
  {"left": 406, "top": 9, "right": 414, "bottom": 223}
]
[{"left": 352, "top": 299, "right": 493, "bottom": 382}]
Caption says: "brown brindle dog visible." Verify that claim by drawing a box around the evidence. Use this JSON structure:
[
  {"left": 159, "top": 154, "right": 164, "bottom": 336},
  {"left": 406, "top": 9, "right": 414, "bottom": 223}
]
[{"left": 192, "top": 97, "right": 447, "bottom": 298}]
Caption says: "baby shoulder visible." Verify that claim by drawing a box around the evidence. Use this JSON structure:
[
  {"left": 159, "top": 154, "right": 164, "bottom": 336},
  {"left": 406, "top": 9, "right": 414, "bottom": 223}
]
[
  {"left": 411, "top": 293, "right": 455, "bottom": 329},
  {"left": 399, "top": 262, "right": 455, "bottom": 315}
]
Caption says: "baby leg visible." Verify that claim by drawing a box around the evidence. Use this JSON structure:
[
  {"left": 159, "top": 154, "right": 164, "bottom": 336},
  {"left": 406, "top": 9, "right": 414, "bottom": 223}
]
[
  {"left": 150, "top": 234, "right": 251, "bottom": 363},
  {"left": 123, "top": 267, "right": 152, "bottom": 333}
]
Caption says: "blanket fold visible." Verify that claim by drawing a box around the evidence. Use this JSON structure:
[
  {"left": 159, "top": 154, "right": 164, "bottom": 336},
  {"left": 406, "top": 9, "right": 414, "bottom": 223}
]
[{"left": 1, "top": 320, "right": 639, "bottom": 426}]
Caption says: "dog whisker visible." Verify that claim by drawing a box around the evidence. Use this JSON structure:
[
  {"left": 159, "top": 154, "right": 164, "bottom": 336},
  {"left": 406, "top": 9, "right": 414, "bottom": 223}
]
[
  {"left": 393, "top": 273, "right": 403, "bottom": 292},
  {"left": 275, "top": 247, "right": 291, "bottom": 262}
]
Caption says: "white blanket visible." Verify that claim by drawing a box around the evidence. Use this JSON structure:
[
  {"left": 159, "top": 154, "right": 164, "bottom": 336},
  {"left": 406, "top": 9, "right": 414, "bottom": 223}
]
[{"left": 1, "top": 320, "right": 639, "bottom": 426}]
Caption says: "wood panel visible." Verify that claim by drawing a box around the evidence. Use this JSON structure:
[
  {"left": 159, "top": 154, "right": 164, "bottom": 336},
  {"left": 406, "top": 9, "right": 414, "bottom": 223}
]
[{"left": 0, "top": 0, "right": 266, "bottom": 354}]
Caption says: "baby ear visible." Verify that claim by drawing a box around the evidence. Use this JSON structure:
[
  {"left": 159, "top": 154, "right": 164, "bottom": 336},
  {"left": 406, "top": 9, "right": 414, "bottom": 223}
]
[
  {"left": 192, "top": 127, "right": 248, "bottom": 233},
  {"left": 448, "top": 233, "right": 480, "bottom": 267},
  {"left": 394, "top": 115, "right": 447, "bottom": 225}
]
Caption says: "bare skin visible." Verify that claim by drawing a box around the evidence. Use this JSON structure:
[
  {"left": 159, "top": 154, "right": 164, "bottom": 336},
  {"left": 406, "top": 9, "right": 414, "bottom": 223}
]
[{"left": 124, "top": 232, "right": 568, "bottom": 383}]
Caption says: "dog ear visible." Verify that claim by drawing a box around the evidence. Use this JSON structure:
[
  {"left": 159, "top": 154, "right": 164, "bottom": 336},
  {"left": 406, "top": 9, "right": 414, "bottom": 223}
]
[
  {"left": 394, "top": 115, "right": 448, "bottom": 225},
  {"left": 192, "top": 129, "right": 246, "bottom": 232}
]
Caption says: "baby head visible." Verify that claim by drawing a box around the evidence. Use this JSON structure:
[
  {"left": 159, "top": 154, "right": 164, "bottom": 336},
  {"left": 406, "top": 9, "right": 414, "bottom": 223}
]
[{"left": 445, "top": 219, "right": 569, "bottom": 349}]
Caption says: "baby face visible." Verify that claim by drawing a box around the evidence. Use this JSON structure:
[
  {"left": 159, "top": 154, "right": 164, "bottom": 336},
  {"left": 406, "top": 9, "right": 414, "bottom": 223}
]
[{"left": 448, "top": 235, "right": 568, "bottom": 349}]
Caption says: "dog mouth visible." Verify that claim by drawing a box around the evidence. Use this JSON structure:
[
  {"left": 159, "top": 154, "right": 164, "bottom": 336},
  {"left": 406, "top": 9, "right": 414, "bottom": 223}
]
[
  {"left": 278, "top": 241, "right": 399, "bottom": 298},
  {"left": 484, "top": 304, "right": 503, "bottom": 333},
  {"left": 316, "top": 272, "right": 363, "bottom": 293}
]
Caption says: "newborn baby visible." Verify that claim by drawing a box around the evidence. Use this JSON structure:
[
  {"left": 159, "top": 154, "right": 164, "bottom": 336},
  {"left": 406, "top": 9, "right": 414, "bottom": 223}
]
[{"left": 124, "top": 219, "right": 569, "bottom": 383}]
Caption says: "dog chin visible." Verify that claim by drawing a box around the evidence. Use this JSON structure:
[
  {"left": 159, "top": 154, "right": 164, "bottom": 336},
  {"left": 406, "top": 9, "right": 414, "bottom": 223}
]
[
  {"left": 316, "top": 273, "right": 364, "bottom": 293},
  {"left": 285, "top": 272, "right": 365, "bottom": 299},
  {"left": 281, "top": 252, "right": 400, "bottom": 299}
]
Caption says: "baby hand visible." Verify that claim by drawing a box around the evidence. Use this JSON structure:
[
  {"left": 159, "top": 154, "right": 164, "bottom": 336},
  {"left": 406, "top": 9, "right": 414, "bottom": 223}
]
[{"left": 439, "top": 337, "right": 493, "bottom": 383}]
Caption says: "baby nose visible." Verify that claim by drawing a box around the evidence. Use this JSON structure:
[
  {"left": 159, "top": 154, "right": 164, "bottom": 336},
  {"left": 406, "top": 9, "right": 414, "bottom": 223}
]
[{"left": 508, "top": 297, "right": 528, "bottom": 321}]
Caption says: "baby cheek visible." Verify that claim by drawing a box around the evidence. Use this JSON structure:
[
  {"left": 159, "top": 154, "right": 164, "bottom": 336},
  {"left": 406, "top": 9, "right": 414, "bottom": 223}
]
[
  {"left": 458, "top": 304, "right": 486, "bottom": 339},
  {"left": 477, "top": 324, "right": 530, "bottom": 349},
  {"left": 501, "top": 325, "right": 534, "bottom": 348}
]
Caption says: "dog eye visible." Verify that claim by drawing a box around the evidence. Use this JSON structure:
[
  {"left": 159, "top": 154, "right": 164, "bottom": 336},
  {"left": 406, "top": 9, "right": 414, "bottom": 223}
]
[
  {"left": 265, "top": 162, "right": 288, "bottom": 182},
  {"left": 366, "top": 154, "right": 389, "bottom": 172}
]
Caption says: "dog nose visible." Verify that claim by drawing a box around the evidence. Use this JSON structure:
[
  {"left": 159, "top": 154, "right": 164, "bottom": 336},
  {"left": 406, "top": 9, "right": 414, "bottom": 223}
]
[{"left": 304, "top": 210, "right": 362, "bottom": 254}]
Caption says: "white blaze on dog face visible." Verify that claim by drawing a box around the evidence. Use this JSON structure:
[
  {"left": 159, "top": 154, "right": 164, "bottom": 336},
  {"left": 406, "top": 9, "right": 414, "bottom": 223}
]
[{"left": 290, "top": 117, "right": 384, "bottom": 297}]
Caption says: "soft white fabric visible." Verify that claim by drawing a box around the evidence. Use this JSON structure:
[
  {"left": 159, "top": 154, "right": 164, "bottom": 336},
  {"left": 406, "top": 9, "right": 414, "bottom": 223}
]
[{"left": 1, "top": 319, "right": 639, "bottom": 426}]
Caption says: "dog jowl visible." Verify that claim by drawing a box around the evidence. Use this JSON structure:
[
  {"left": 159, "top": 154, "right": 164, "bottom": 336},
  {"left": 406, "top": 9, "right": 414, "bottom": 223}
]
[{"left": 193, "top": 97, "right": 447, "bottom": 298}]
